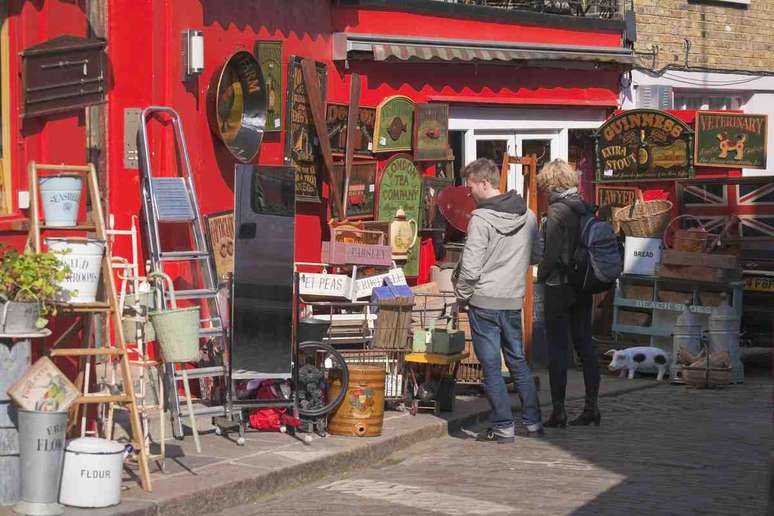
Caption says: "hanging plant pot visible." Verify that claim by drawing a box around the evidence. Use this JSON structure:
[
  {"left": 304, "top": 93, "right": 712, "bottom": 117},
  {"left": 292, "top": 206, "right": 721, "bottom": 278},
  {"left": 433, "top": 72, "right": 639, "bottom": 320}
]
[
  {"left": 148, "top": 273, "right": 200, "bottom": 363},
  {"left": 38, "top": 175, "right": 83, "bottom": 227},
  {"left": 0, "top": 296, "right": 40, "bottom": 334},
  {"left": 46, "top": 238, "right": 105, "bottom": 303}
]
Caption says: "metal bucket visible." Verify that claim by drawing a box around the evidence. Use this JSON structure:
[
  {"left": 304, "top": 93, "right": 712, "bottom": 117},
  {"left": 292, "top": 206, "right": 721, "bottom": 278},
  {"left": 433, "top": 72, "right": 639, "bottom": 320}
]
[
  {"left": 59, "top": 438, "right": 130, "bottom": 508},
  {"left": 328, "top": 365, "right": 385, "bottom": 437},
  {"left": 46, "top": 239, "right": 105, "bottom": 303},
  {"left": 14, "top": 410, "right": 67, "bottom": 516},
  {"left": 38, "top": 175, "right": 82, "bottom": 228},
  {"left": 149, "top": 272, "right": 200, "bottom": 363},
  {"left": 0, "top": 297, "right": 40, "bottom": 334},
  {"left": 0, "top": 340, "right": 31, "bottom": 507}
]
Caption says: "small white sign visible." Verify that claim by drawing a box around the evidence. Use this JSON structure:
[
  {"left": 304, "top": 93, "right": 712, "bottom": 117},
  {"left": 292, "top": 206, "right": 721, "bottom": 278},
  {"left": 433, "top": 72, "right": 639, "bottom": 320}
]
[
  {"left": 354, "top": 268, "right": 407, "bottom": 299},
  {"left": 368, "top": 142, "right": 373, "bottom": 151},
  {"left": 275, "top": 118, "right": 281, "bottom": 127},
  {"left": 368, "top": 184, "right": 375, "bottom": 193},
  {"left": 299, "top": 272, "right": 352, "bottom": 299},
  {"left": 379, "top": 137, "right": 386, "bottom": 146},
  {"left": 604, "top": 169, "right": 614, "bottom": 177}
]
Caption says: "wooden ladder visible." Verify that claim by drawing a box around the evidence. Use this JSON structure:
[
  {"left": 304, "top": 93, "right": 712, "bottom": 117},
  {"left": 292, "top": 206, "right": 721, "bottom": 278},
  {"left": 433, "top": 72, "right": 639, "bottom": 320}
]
[
  {"left": 499, "top": 154, "right": 538, "bottom": 361},
  {"left": 28, "top": 161, "right": 152, "bottom": 492}
]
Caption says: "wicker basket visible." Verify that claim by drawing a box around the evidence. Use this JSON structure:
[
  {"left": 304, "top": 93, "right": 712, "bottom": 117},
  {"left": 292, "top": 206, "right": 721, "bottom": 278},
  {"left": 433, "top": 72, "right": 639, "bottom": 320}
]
[
  {"left": 614, "top": 200, "right": 673, "bottom": 238},
  {"left": 682, "top": 365, "right": 731, "bottom": 388}
]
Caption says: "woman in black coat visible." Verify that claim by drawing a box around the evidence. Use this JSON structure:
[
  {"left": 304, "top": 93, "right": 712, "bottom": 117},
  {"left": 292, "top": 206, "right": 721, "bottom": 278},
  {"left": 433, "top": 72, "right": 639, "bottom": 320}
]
[{"left": 536, "top": 159, "right": 601, "bottom": 427}]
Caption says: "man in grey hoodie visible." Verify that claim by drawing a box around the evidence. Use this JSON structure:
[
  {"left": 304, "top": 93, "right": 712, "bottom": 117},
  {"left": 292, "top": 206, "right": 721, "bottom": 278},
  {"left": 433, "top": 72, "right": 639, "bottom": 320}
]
[{"left": 453, "top": 158, "right": 543, "bottom": 443}]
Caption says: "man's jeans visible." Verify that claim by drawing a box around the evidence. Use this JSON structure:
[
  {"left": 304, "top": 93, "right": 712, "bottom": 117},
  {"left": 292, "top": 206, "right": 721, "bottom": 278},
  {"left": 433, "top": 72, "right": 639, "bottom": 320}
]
[{"left": 468, "top": 307, "right": 542, "bottom": 430}]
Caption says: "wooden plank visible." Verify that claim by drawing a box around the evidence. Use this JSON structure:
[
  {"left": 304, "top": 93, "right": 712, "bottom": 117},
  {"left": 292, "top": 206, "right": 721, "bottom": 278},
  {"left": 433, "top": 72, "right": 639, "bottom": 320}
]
[
  {"left": 656, "top": 263, "right": 742, "bottom": 283},
  {"left": 301, "top": 58, "right": 342, "bottom": 219},
  {"left": 343, "top": 73, "right": 360, "bottom": 218},
  {"left": 661, "top": 250, "right": 740, "bottom": 269}
]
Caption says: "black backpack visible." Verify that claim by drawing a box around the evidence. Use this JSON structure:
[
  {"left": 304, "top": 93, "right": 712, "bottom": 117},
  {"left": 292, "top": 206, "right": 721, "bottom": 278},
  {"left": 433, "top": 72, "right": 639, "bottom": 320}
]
[{"left": 561, "top": 202, "right": 623, "bottom": 294}]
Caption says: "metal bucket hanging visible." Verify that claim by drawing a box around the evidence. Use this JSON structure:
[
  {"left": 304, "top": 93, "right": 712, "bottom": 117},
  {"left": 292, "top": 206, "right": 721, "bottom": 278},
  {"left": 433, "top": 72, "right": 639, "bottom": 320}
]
[{"left": 148, "top": 272, "right": 200, "bottom": 363}]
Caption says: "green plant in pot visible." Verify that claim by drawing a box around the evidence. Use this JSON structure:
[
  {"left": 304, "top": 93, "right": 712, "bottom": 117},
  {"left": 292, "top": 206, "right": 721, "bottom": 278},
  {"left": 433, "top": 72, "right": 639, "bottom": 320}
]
[{"left": 0, "top": 245, "right": 71, "bottom": 333}]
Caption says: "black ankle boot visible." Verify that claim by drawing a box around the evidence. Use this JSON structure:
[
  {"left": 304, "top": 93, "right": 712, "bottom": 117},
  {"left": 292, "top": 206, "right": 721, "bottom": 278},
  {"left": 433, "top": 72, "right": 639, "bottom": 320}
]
[
  {"left": 544, "top": 406, "right": 567, "bottom": 428},
  {"left": 569, "top": 408, "right": 601, "bottom": 426}
]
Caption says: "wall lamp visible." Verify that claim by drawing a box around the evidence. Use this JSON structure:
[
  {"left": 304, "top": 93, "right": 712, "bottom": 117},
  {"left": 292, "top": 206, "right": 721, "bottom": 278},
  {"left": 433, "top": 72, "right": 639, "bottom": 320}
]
[{"left": 182, "top": 29, "right": 204, "bottom": 81}]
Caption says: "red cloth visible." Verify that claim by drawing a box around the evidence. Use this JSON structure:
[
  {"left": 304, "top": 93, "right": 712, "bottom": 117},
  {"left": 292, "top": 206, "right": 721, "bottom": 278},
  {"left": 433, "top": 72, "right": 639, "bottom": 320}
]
[{"left": 417, "top": 237, "right": 436, "bottom": 284}]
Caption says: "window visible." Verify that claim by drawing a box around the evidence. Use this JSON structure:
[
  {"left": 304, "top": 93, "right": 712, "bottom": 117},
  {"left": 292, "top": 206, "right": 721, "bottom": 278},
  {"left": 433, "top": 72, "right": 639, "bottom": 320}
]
[{"left": 673, "top": 92, "right": 743, "bottom": 111}]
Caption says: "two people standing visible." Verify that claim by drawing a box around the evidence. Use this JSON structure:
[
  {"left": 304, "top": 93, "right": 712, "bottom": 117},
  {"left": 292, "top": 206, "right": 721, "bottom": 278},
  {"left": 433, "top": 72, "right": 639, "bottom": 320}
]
[{"left": 453, "top": 157, "right": 600, "bottom": 444}]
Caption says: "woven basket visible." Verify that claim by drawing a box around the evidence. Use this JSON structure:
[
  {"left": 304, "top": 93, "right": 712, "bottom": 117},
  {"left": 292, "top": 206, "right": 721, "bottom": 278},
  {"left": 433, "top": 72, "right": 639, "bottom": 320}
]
[
  {"left": 682, "top": 365, "right": 731, "bottom": 388},
  {"left": 615, "top": 199, "right": 673, "bottom": 238}
]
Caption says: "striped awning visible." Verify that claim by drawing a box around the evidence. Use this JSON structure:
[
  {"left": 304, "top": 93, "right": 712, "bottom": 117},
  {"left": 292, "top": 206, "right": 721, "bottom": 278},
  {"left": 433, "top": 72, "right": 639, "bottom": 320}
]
[{"left": 333, "top": 33, "right": 640, "bottom": 66}]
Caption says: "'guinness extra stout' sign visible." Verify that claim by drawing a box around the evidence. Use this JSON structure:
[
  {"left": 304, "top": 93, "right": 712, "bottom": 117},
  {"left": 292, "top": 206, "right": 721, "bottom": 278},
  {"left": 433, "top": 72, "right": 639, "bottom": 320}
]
[{"left": 594, "top": 109, "right": 693, "bottom": 182}]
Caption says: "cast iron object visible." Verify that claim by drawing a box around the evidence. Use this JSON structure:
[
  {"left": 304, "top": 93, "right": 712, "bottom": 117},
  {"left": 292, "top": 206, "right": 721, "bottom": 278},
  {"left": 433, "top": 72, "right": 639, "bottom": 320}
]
[
  {"left": 208, "top": 51, "right": 266, "bottom": 163},
  {"left": 437, "top": 185, "right": 477, "bottom": 233}
]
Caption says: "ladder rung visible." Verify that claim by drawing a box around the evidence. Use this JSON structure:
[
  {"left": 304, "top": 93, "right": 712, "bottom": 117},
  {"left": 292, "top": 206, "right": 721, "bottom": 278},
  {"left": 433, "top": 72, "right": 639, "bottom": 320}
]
[
  {"left": 160, "top": 251, "right": 210, "bottom": 261},
  {"left": 169, "top": 289, "right": 218, "bottom": 300},
  {"left": 56, "top": 302, "right": 112, "bottom": 312},
  {"left": 179, "top": 405, "right": 227, "bottom": 418},
  {"left": 76, "top": 393, "right": 132, "bottom": 404},
  {"left": 174, "top": 365, "right": 226, "bottom": 379},
  {"left": 199, "top": 327, "right": 225, "bottom": 337},
  {"left": 40, "top": 224, "right": 97, "bottom": 231},
  {"left": 50, "top": 348, "right": 124, "bottom": 357}
]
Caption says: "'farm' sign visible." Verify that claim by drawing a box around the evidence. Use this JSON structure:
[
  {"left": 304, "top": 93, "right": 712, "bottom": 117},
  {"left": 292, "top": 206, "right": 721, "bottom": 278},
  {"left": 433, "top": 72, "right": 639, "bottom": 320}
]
[
  {"left": 594, "top": 109, "right": 693, "bottom": 182},
  {"left": 695, "top": 112, "right": 767, "bottom": 169}
]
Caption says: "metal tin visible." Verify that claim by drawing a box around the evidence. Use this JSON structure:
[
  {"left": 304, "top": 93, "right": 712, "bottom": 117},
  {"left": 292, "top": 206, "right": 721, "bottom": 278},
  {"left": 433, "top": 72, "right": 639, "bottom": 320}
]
[
  {"left": 670, "top": 303, "right": 702, "bottom": 383},
  {"left": 707, "top": 294, "right": 744, "bottom": 383}
]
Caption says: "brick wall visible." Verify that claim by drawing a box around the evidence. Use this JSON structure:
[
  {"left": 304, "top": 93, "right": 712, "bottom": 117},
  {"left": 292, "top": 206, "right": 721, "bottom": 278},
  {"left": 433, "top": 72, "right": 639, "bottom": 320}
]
[{"left": 632, "top": 0, "right": 774, "bottom": 73}]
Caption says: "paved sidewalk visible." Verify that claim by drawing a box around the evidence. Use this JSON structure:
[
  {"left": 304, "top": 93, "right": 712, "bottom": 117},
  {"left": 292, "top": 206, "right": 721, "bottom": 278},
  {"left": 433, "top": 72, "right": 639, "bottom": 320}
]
[{"left": 1, "top": 369, "right": 663, "bottom": 516}]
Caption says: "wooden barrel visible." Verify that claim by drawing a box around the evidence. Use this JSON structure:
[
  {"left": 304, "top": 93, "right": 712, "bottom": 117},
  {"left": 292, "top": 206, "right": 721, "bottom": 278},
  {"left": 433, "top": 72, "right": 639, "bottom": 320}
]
[{"left": 328, "top": 365, "right": 385, "bottom": 437}]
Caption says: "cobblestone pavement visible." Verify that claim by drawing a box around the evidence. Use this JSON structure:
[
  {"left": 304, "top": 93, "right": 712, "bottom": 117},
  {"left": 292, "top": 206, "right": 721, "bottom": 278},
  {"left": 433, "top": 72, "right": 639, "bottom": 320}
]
[{"left": 218, "top": 374, "right": 772, "bottom": 516}]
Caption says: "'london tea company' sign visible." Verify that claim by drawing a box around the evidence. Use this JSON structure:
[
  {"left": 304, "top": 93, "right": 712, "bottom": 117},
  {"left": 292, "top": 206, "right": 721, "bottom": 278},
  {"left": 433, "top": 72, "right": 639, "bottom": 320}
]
[
  {"left": 209, "top": 51, "right": 266, "bottom": 163},
  {"left": 594, "top": 109, "right": 694, "bottom": 182},
  {"left": 695, "top": 112, "right": 767, "bottom": 169},
  {"left": 285, "top": 56, "right": 327, "bottom": 202},
  {"left": 377, "top": 154, "right": 423, "bottom": 277}
]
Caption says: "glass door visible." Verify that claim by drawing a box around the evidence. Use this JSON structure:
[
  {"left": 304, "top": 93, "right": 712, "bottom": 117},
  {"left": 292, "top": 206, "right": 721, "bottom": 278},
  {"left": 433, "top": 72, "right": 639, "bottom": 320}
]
[{"left": 469, "top": 131, "right": 517, "bottom": 190}]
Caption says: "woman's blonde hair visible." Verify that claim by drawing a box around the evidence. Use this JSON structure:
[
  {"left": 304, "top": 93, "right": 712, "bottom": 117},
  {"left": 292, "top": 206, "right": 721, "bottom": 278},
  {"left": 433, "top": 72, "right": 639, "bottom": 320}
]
[{"left": 536, "top": 159, "right": 578, "bottom": 192}]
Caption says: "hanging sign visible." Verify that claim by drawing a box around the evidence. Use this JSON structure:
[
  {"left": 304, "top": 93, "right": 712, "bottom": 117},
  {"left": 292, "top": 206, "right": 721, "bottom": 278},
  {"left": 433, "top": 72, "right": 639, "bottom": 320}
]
[
  {"left": 205, "top": 210, "right": 234, "bottom": 280},
  {"left": 353, "top": 268, "right": 408, "bottom": 299},
  {"left": 373, "top": 96, "right": 414, "bottom": 153},
  {"left": 209, "top": 51, "right": 266, "bottom": 163},
  {"left": 334, "top": 161, "right": 377, "bottom": 219},
  {"left": 254, "top": 41, "right": 283, "bottom": 132},
  {"left": 413, "top": 103, "right": 451, "bottom": 161},
  {"left": 285, "top": 56, "right": 327, "bottom": 202},
  {"left": 695, "top": 112, "right": 767, "bottom": 169},
  {"left": 327, "top": 103, "right": 376, "bottom": 155},
  {"left": 377, "top": 154, "right": 422, "bottom": 277},
  {"left": 594, "top": 109, "right": 693, "bottom": 182}
]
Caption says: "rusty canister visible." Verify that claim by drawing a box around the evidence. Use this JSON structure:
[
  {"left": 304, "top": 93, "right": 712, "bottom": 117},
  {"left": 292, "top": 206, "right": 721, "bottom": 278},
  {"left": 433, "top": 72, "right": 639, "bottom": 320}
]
[{"left": 328, "top": 365, "right": 385, "bottom": 437}]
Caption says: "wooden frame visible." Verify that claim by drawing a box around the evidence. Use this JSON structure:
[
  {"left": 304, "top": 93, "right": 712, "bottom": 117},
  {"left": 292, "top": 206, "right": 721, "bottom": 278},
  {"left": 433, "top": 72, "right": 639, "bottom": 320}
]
[
  {"left": 285, "top": 56, "right": 327, "bottom": 203},
  {"left": 422, "top": 175, "right": 454, "bottom": 231},
  {"left": 373, "top": 95, "right": 414, "bottom": 153},
  {"left": 334, "top": 160, "right": 377, "bottom": 220},
  {"left": 0, "top": 4, "right": 11, "bottom": 215},
  {"left": 254, "top": 40, "right": 282, "bottom": 132},
  {"left": 694, "top": 111, "right": 767, "bottom": 169},
  {"left": 413, "top": 103, "right": 451, "bottom": 161}
]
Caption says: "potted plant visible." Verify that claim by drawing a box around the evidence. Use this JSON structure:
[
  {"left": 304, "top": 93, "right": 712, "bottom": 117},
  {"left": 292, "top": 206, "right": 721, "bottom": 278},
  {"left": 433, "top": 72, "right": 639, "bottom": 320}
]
[{"left": 0, "top": 245, "right": 71, "bottom": 334}]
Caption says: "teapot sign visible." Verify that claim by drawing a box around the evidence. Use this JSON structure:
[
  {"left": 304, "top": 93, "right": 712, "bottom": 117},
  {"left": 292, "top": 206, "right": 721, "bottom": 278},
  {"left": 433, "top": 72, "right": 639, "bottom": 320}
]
[{"left": 594, "top": 109, "right": 694, "bottom": 182}]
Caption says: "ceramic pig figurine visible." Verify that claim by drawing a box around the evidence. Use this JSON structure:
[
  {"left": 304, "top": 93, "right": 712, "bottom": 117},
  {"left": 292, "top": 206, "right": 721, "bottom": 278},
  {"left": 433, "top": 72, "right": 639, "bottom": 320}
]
[{"left": 605, "top": 346, "right": 671, "bottom": 381}]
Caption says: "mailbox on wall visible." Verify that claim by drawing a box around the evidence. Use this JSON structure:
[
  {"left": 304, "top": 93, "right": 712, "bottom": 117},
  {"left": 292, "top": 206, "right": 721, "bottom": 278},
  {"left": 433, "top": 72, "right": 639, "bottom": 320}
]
[{"left": 21, "top": 35, "right": 107, "bottom": 118}]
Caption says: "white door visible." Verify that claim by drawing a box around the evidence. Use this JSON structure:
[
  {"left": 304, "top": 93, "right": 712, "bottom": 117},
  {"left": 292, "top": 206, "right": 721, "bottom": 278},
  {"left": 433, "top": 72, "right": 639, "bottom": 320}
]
[{"left": 465, "top": 129, "right": 563, "bottom": 195}]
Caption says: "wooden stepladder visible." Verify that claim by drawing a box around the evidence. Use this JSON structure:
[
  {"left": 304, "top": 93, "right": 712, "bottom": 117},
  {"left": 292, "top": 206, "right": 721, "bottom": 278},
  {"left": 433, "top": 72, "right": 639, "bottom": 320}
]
[
  {"left": 499, "top": 154, "right": 538, "bottom": 361},
  {"left": 28, "top": 161, "right": 152, "bottom": 492}
]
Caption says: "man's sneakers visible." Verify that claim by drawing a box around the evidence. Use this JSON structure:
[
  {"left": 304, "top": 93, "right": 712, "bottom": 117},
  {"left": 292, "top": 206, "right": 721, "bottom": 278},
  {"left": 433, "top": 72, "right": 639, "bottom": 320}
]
[{"left": 475, "top": 426, "right": 515, "bottom": 444}]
